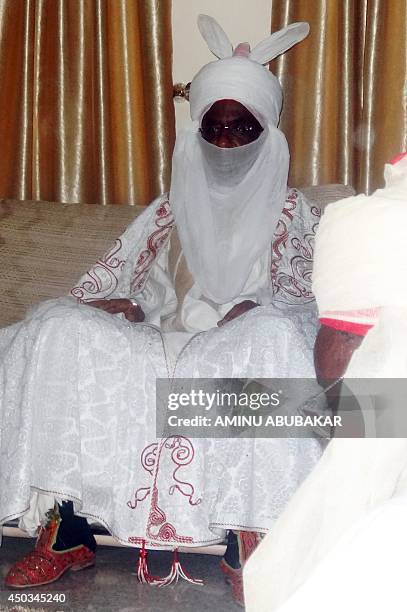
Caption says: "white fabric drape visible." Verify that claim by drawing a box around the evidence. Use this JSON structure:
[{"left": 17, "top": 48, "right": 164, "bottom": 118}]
[
  {"left": 170, "top": 125, "right": 289, "bottom": 303},
  {"left": 171, "top": 55, "right": 289, "bottom": 304}
]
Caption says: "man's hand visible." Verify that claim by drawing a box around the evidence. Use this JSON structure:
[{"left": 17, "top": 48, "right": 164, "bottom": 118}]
[
  {"left": 217, "top": 300, "right": 258, "bottom": 327},
  {"left": 314, "top": 325, "right": 365, "bottom": 436},
  {"left": 314, "top": 325, "right": 363, "bottom": 383},
  {"left": 86, "top": 298, "right": 145, "bottom": 322}
]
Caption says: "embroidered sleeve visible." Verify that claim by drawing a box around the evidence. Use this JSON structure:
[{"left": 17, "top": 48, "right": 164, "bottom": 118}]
[
  {"left": 271, "top": 188, "right": 321, "bottom": 305},
  {"left": 70, "top": 194, "right": 174, "bottom": 302}
]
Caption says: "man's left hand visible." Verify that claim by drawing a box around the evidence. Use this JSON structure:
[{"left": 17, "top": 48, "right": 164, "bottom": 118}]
[
  {"left": 217, "top": 300, "right": 258, "bottom": 327},
  {"left": 86, "top": 298, "right": 145, "bottom": 322}
]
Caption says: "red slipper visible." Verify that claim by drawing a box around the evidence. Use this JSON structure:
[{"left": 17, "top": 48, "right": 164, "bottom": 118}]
[
  {"left": 5, "top": 508, "right": 95, "bottom": 589},
  {"left": 220, "top": 558, "right": 244, "bottom": 608}
]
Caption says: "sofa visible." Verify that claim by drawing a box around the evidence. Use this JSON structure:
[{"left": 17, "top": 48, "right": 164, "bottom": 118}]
[{"left": 0, "top": 184, "right": 355, "bottom": 329}]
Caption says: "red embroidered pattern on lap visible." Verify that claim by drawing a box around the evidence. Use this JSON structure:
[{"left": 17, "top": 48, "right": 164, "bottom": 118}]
[{"left": 127, "top": 436, "right": 201, "bottom": 545}]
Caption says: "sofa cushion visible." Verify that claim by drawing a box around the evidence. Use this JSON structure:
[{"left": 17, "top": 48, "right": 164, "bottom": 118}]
[
  {"left": 0, "top": 200, "right": 142, "bottom": 327},
  {"left": 299, "top": 184, "right": 355, "bottom": 210}
]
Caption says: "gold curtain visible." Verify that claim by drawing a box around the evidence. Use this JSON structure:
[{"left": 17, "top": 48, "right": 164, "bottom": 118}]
[
  {"left": 0, "top": 0, "right": 175, "bottom": 205},
  {"left": 270, "top": 0, "right": 407, "bottom": 193}
]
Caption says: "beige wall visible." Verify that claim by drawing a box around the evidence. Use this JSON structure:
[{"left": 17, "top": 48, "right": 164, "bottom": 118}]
[{"left": 172, "top": 0, "right": 271, "bottom": 131}]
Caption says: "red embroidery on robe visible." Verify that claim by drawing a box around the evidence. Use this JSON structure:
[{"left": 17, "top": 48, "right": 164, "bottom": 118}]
[
  {"left": 272, "top": 188, "right": 320, "bottom": 303},
  {"left": 127, "top": 436, "right": 201, "bottom": 545},
  {"left": 71, "top": 239, "right": 125, "bottom": 301},
  {"left": 130, "top": 200, "right": 174, "bottom": 292}
]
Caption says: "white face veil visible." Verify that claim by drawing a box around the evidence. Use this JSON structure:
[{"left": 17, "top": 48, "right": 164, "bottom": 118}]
[{"left": 170, "top": 16, "right": 310, "bottom": 304}]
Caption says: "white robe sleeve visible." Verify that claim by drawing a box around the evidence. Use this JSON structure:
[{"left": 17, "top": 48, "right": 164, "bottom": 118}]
[
  {"left": 272, "top": 189, "right": 320, "bottom": 305},
  {"left": 69, "top": 195, "right": 175, "bottom": 314}
]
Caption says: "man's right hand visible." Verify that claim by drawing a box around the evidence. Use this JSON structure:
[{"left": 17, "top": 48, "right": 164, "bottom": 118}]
[{"left": 86, "top": 298, "right": 145, "bottom": 322}]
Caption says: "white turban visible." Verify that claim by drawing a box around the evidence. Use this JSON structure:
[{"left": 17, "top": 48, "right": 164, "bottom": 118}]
[
  {"left": 169, "top": 17, "right": 309, "bottom": 304},
  {"left": 312, "top": 154, "right": 407, "bottom": 318},
  {"left": 189, "top": 57, "right": 282, "bottom": 126}
]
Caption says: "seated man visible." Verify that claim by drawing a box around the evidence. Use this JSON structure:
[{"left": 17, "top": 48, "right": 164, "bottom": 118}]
[
  {"left": 244, "top": 152, "right": 407, "bottom": 612},
  {"left": 1, "top": 15, "right": 322, "bottom": 600}
]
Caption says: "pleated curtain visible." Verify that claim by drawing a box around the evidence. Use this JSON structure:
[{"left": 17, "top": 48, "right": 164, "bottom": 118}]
[
  {"left": 0, "top": 0, "right": 175, "bottom": 205},
  {"left": 270, "top": 0, "right": 407, "bottom": 193}
]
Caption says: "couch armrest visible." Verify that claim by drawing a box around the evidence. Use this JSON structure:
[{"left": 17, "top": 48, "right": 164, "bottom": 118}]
[{"left": 299, "top": 184, "right": 356, "bottom": 211}]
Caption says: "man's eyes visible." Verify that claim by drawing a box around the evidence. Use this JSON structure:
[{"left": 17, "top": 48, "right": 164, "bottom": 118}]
[{"left": 205, "top": 123, "right": 257, "bottom": 135}]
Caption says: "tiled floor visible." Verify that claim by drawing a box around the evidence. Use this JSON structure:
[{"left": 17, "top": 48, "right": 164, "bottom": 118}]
[{"left": 0, "top": 536, "right": 243, "bottom": 612}]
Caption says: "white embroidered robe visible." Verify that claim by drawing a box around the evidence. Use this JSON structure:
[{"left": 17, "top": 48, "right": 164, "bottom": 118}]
[{"left": 0, "top": 189, "right": 323, "bottom": 547}]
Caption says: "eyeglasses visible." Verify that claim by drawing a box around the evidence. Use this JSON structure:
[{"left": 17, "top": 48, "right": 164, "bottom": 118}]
[{"left": 199, "top": 120, "right": 263, "bottom": 143}]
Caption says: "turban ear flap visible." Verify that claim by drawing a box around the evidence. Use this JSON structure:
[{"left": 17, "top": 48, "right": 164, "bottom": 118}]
[
  {"left": 249, "top": 22, "right": 310, "bottom": 65},
  {"left": 197, "top": 14, "right": 233, "bottom": 59}
]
